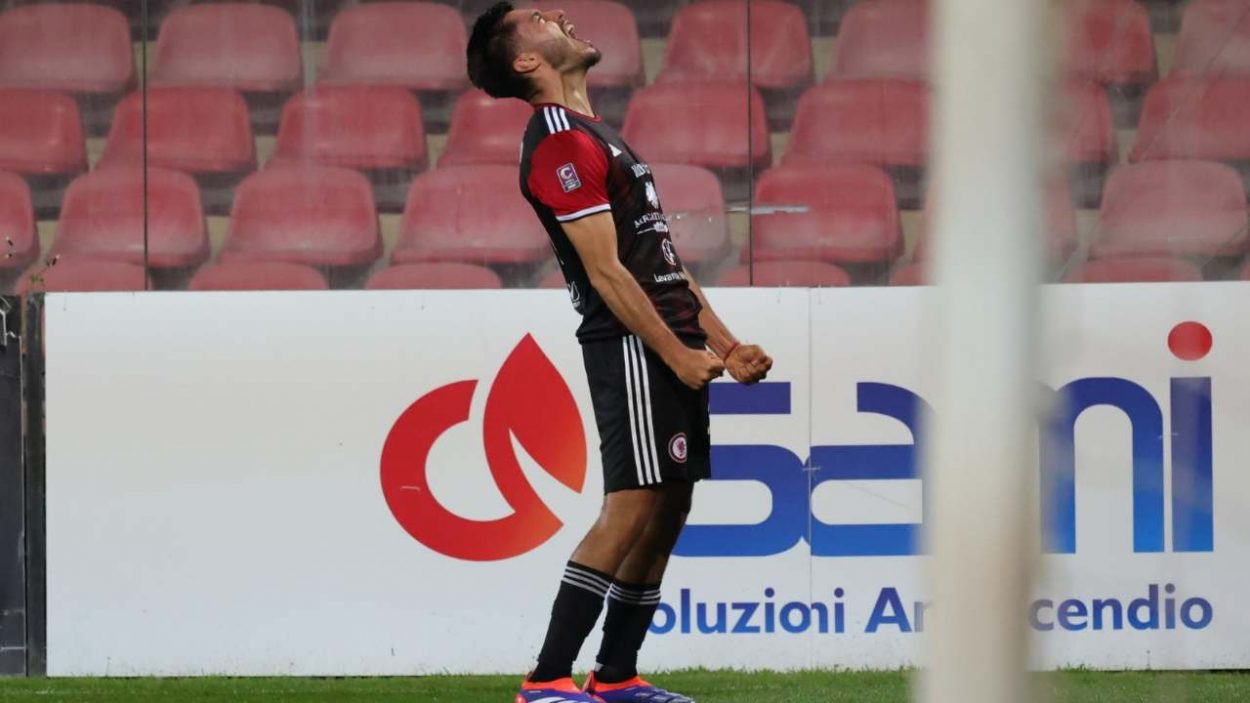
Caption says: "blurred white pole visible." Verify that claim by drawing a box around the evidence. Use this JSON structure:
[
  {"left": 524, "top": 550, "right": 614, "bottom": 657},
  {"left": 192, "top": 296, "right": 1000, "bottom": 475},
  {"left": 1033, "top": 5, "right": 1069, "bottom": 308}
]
[{"left": 920, "top": 0, "right": 1046, "bottom": 700}]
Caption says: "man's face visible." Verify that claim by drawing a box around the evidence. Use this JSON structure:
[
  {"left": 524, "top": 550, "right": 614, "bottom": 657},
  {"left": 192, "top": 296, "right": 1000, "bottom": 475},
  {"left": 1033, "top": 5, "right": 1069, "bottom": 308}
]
[{"left": 507, "top": 7, "right": 602, "bottom": 73}]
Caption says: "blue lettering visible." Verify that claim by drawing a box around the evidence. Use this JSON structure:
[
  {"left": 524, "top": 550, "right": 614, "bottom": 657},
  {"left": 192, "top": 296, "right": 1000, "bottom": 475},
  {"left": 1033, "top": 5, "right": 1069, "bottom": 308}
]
[
  {"left": 866, "top": 588, "right": 912, "bottom": 633},
  {"left": 1057, "top": 599, "right": 1088, "bottom": 631},
  {"left": 1181, "top": 598, "right": 1213, "bottom": 629},
  {"left": 731, "top": 602, "right": 760, "bottom": 634},
  {"left": 1029, "top": 599, "right": 1054, "bottom": 631}
]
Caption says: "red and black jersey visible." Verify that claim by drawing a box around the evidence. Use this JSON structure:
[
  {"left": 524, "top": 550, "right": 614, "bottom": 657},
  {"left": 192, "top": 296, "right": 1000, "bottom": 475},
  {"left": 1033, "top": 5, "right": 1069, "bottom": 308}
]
[{"left": 519, "top": 103, "right": 704, "bottom": 345}]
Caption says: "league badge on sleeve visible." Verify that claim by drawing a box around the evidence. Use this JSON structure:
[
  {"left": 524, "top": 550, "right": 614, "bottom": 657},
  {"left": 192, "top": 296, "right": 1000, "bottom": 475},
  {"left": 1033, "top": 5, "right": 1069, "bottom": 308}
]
[{"left": 557, "top": 163, "right": 582, "bottom": 193}]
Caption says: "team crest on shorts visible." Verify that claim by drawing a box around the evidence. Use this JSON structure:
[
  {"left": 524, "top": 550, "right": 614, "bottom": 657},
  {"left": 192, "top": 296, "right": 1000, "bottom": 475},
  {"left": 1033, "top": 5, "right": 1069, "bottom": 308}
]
[
  {"left": 557, "top": 163, "right": 581, "bottom": 192},
  {"left": 668, "top": 433, "right": 688, "bottom": 463}
]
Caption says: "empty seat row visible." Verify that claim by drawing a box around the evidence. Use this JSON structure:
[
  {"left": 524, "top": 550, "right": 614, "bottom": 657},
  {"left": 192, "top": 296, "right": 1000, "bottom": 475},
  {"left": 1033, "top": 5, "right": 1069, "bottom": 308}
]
[
  {"left": 886, "top": 257, "right": 1214, "bottom": 286},
  {"left": 2, "top": 0, "right": 1205, "bottom": 114}
]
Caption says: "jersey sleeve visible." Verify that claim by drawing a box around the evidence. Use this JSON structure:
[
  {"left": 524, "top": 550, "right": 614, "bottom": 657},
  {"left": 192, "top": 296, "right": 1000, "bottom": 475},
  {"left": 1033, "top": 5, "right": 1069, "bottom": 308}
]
[{"left": 527, "top": 130, "right": 612, "bottom": 223}]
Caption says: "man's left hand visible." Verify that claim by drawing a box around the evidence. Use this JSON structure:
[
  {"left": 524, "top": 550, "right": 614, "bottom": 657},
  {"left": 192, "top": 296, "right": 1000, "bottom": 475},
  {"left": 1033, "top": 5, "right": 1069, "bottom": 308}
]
[{"left": 724, "top": 344, "right": 773, "bottom": 385}]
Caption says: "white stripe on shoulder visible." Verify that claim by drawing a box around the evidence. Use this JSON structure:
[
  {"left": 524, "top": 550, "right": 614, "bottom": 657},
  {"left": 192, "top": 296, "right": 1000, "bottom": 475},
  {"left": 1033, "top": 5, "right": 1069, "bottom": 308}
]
[
  {"left": 557, "top": 108, "right": 571, "bottom": 131},
  {"left": 529, "top": 697, "right": 571, "bottom": 703},
  {"left": 555, "top": 203, "right": 612, "bottom": 222},
  {"left": 543, "top": 107, "right": 556, "bottom": 134}
]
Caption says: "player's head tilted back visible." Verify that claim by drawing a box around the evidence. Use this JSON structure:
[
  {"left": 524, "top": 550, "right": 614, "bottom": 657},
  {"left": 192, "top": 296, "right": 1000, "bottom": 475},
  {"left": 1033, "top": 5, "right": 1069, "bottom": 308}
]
[{"left": 467, "top": 2, "right": 601, "bottom": 101}]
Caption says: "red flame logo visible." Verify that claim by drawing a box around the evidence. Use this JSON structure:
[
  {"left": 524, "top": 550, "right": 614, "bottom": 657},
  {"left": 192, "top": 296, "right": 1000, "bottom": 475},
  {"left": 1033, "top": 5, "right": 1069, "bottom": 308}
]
[{"left": 380, "top": 335, "right": 587, "bottom": 561}]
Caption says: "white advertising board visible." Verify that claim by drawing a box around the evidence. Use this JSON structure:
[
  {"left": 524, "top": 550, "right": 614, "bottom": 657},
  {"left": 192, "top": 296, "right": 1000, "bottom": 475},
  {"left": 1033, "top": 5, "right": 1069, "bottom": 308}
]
[{"left": 43, "top": 285, "right": 1250, "bottom": 675}]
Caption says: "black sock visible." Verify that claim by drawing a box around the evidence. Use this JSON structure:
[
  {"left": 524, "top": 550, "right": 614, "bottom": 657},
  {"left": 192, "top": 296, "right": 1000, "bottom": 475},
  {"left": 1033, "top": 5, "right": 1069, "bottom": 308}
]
[
  {"left": 594, "top": 581, "right": 662, "bottom": 684},
  {"left": 529, "top": 561, "right": 612, "bottom": 683}
]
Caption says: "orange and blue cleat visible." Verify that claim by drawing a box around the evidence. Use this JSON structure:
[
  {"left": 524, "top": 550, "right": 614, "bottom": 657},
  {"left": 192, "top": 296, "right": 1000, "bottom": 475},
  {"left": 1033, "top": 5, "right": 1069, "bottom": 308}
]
[
  {"left": 583, "top": 673, "right": 695, "bottom": 703},
  {"left": 516, "top": 676, "right": 606, "bottom": 703}
]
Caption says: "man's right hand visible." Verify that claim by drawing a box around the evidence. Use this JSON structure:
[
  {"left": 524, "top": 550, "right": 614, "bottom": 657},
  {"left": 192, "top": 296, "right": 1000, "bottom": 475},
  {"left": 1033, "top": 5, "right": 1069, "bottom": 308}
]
[{"left": 667, "top": 347, "right": 725, "bottom": 390}]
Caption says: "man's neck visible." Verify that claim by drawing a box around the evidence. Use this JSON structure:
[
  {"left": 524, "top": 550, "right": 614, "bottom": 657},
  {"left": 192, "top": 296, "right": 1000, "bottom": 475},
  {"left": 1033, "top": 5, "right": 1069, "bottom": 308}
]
[{"left": 531, "top": 70, "right": 596, "bottom": 117}]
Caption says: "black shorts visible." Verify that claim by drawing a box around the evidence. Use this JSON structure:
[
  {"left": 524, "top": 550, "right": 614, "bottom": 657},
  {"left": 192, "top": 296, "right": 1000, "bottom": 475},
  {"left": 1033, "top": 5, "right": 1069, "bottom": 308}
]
[{"left": 582, "top": 334, "right": 711, "bottom": 493}]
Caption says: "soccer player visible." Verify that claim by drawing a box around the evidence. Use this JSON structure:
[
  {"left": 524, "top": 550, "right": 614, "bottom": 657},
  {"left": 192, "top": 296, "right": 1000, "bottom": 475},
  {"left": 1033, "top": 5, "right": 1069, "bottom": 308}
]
[{"left": 467, "top": 5, "right": 773, "bottom": 702}]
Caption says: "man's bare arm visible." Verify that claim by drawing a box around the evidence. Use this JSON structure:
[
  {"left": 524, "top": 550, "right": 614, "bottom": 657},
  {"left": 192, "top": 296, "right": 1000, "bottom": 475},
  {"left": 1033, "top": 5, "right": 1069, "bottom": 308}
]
[
  {"left": 683, "top": 265, "right": 773, "bottom": 385},
  {"left": 562, "top": 213, "right": 723, "bottom": 389}
]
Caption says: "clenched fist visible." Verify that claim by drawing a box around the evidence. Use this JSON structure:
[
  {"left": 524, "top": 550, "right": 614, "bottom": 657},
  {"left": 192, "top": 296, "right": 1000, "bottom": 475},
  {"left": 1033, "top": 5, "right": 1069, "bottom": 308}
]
[{"left": 724, "top": 344, "right": 772, "bottom": 385}]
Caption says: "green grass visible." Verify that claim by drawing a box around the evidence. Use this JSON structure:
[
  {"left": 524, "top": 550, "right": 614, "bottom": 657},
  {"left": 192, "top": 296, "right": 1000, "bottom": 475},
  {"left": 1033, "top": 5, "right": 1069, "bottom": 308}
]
[{"left": 0, "top": 671, "right": 1247, "bottom": 702}]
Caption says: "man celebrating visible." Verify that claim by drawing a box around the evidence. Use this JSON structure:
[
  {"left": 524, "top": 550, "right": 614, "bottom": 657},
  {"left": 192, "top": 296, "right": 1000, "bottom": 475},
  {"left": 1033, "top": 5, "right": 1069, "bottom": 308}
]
[{"left": 467, "top": 5, "right": 773, "bottom": 702}]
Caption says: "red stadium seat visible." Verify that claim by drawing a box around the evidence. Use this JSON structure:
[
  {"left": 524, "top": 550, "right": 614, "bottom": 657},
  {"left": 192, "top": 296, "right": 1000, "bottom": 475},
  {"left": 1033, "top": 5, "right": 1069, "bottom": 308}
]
[
  {"left": 439, "top": 90, "right": 533, "bottom": 167},
  {"left": 658, "top": 0, "right": 812, "bottom": 89},
  {"left": 151, "top": 4, "right": 301, "bottom": 93},
  {"left": 0, "top": 172, "right": 37, "bottom": 269},
  {"left": 1064, "top": 257, "right": 1204, "bottom": 283},
  {"left": 17, "top": 260, "right": 149, "bottom": 293},
  {"left": 832, "top": 0, "right": 928, "bottom": 79},
  {"left": 535, "top": 0, "right": 644, "bottom": 88},
  {"left": 1092, "top": 160, "right": 1248, "bottom": 258},
  {"left": 1174, "top": 0, "right": 1250, "bottom": 75},
  {"left": 0, "top": 90, "right": 85, "bottom": 177},
  {"left": 650, "top": 164, "right": 728, "bottom": 264},
  {"left": 621, "top": 82, "right": 770, "bottom": 169},
  {"left": 188, "top": 262, "right": 330, "bottom": 290},
  {"left": 366, "top": 263, "right": 504, "bottom": 289},
  {"left": 0, "top": 4, "right": 133, "bottom": 93},
  {"left": 222, "top": 166, "right": 382, "bottom": 267},
  {"left": 1061, "top": 80, "right": 1116, "bottom": 168},
  {"left": 783, "top": 79, "right": 928, "bottom": 170},
  {"left": 1062, "top": 0, "right": 1157, "bottom": 87},
  {"left": 52, "top": 168, "right": 208, "bottom": 268},
  {"left": 321, "top": 2, "right": 468, "bottom": 91},
  {"left": 749, "top": 165, "right": 902, "bottom": 264},
  {"left": 716, "top": 261, "right": 852, "bottom": 287},
  {"left": 271, "top": 87, "right": 427, "bottom": 171},
  {"left": 393, "top": 165, "right": 549, "bottom": 265},
  {"left": 1130, "top": 76, "right": 1250, "bottom": 162},
  {"left": 100, "top": 87, "right": 255, "bottom": 175},
  {"left": 887, "top": 262, "right": 925, "bottom": 286}
]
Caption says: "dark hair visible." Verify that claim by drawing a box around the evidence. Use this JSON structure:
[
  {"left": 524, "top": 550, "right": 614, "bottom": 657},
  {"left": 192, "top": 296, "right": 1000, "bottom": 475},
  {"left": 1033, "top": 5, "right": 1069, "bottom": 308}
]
[{"left": 467, "top": 2, "right": 534, "bottom": 100}]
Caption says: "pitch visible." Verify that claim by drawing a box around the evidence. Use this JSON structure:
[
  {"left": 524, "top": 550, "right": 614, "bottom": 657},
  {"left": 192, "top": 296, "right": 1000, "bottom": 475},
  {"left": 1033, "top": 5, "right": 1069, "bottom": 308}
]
[{"left": 1, "top": 670, "right": 1248, "bottom": 702}]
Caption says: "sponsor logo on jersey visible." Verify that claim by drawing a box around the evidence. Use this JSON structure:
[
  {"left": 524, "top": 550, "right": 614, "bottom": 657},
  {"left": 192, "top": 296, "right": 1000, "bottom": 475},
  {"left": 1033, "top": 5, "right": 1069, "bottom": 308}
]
[
  {"left": 610, "top": 144, "right": 623, "bottom": 158},
  {"left": 631, "top": 163, "right": 651, "bottom": 178},
  {"left": 557, "top": 163, "right": 581, "bottom": 193},
  {"left": 646, "top": 181, "right": 661, "bottom": 209},
  {"left": 661, "top": 238, "right": 677, "bottom": 266}
]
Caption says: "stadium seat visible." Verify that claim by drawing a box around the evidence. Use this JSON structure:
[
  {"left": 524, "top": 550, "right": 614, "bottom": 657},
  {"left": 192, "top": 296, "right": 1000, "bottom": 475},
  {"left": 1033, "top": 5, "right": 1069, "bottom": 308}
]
[
  {"left": 657, "top": 0, "right": 812, "bottom": 89},
  {"left": 784, "top": 80, "right": 927, "bottom": 170},
  {"left": 1130, "top": 76, "right": 1250, "bottom": 162},
  {"left": 887, "top": 262, "right": 925, "bottom": 286},
  {"left": 1092, "top": 160, "right": 1249, "bottom": 258},
  {"left": 99, "top": 87, "right": 255, "bottom": 176},
  {"left": 749, "top": 164, "right": 902, "bottom": 264},
  {"left": 649, "top": 163, "right": 728, "bottom": 264},
  {"left": 716, "top": 261, "right": 852, "bottom": 287},
  {"left": 1063, "top": 257, "right": 1204, "bottom": 283},
  {"left": 271, "top": 87, "right": 428, "bottom": 172},
  {"left": 832, "top": 0, "right": 928, "bottom": 79},
  {"left": 439, "top": 90, "right": 533, "bottom": 167},
  {"left": 535, "top": 0, "right": 644, "bottom": 89},
  {"left": 0, "top": 90, "right": 86, "bottom": 178},
  {"left": 366, "top": 263, "right": 504, "bottom": 289},
  {"left": 621, "top": 82, "right": 771, "bottom": 170},
  {"left": 222, "top": 166, "right": 382, "bottom": 267},
  {"left": 320, "top": 3, "right": 469, "bottom": 92},
  {"left": 1062, "top": 0, "right": 1157, "bottom": 88},
  {"left": 150, "top": 4, "right": 301, "bottom": 93},
  {"left": 0, "top": 4, "right": 133, "bottom": 94},
  {"left": 1062, "top": 81, "right": 1116, "bottom": 163},
  {"left": 188, "top": 262, "right": 330, "bottom": 291},
  {"left": 52, "top": 168, "right": 208, "bottom": 269},
  {"left": 16, "top": 260, "right": 149, "bottom": 293},
  {"left": 0, "top": 172, "right": 37, "bottom": 269},
  {"left": 393, "top": 165, "right": 550, "bottom": 265},
  {"left": 1174, "top": 0, "right": 1250, "bottom": 75}
]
